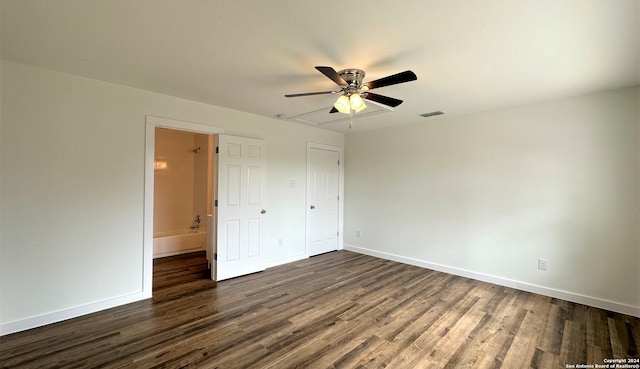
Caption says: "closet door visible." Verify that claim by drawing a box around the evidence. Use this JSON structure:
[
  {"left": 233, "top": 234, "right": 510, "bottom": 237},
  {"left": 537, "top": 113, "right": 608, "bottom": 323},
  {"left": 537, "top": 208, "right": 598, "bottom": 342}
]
[{"left": 307, "top": 147, "right": 340, "bottom": 256}]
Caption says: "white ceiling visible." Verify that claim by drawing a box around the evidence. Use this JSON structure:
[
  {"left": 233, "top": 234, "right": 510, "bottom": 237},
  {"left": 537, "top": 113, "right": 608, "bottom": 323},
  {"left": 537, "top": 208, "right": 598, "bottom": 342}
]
[{"left": 2, "top": 0, "right": 639, "bottom": 133}]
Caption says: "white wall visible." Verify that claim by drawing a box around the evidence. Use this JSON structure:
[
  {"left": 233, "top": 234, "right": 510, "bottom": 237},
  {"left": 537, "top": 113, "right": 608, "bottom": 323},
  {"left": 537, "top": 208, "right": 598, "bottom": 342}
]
[
  {"left": 192, "top": 133, "right": 210, "bottom": 229},
  {"left": 0, "top": 61, "right": 343, "bottom": 331},
  {"left": 154, "top": 128, "right": 197, "bottom": 233},
  {"left": 345, "top": 86, "right": 639, "bottom": 316}
]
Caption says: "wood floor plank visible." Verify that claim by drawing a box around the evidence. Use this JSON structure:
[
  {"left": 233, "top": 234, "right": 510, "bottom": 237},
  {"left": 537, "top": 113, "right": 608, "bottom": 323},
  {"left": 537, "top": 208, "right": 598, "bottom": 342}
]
[
  {"left": 425, "top": 308, "right": 487, "bottom": 368},
  {"left": 609, "top": 316, "right": 627, "bottom": 358},
  {"left": 501, "top": 310, "right": 544, "bottom": 368},
  {"left": 560, "top": 306, "right": 588, "bottom": 365},
  {"left": 384, "top": 293, "right": 483, "bottom": 368},
  {"left": 1, "top": 250, "right": 638, "bottom": 369}
]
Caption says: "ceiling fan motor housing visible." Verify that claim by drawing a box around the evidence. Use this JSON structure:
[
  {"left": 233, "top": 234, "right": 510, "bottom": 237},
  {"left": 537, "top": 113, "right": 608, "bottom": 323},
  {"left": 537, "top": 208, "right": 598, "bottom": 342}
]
[{"left": 338, "top": 69, "right": 365, "bottom": 92}]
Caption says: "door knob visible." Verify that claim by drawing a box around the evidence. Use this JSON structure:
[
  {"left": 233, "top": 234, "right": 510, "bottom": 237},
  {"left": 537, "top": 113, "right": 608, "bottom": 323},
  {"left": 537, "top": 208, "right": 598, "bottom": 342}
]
[
  {"left": 261, "top": 209, "right": 266, "bottom": 214},
  {"left": 310, "top": 205, "right": 315, "bottom": 209}
]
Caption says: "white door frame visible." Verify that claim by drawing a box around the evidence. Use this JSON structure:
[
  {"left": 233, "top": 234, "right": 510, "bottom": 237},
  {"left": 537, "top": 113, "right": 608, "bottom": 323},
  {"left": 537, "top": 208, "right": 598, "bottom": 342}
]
[
  {"left": 143, "top": 116, "right": 224, "bottom": 297},
  {"left": 305, "top": 142, "right": 344, "bottom": 257}
]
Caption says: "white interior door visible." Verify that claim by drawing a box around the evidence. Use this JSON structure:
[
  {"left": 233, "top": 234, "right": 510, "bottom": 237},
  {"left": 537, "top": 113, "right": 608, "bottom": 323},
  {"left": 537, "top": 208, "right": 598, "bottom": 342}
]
[
  {"left": 307, "top": 147, "right": 340, "bottom": 256},
  {"left": 216, "top": 135, "right": 266, "bottom": 281}
]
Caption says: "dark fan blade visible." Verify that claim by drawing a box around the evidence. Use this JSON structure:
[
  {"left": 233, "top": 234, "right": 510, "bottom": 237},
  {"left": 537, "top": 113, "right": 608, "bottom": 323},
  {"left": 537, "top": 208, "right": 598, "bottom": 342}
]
[
  {"left": 285, "top": 91, "right": 336, "bottom": 98},
  {"left": 315, "top": 66, "right": 348, "bottom": 86},
  {"left": 329, "top": 107, "right": 339, "bottom": 114},
  {"left": 363, "top": 92, "right": 403, "bottom": 107},
  {"left": 365, "top": 70, "right": 417, "bottom": 90}
]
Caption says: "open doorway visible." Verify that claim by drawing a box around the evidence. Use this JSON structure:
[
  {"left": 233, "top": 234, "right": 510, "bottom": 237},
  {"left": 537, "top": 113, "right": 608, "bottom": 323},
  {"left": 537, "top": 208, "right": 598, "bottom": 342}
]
[
  {"left": 152, "top": 128, "right": 214, "bottom": 291},
  {"left": 143, "top": 116, "right": 224, "bottom": 297}
]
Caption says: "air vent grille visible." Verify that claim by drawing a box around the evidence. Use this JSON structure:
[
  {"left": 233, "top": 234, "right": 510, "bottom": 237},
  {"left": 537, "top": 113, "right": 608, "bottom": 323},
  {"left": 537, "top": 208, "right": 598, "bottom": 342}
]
[{"left": 420, "top": 111, "right": 444, "bottom": 118}]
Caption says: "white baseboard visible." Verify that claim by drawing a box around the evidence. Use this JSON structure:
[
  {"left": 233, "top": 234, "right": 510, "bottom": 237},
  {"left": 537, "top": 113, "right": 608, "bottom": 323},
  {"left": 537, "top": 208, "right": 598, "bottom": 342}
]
[
  {"left": 0, "top": 291, "right": 149, "bottom": 336},
  {"left": 344, "top": 244, "right": 640, "bottom": 318}
]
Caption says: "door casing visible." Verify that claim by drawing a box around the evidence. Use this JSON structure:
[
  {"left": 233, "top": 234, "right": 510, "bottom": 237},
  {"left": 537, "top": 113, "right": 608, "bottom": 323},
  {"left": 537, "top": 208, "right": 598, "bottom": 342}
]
[{"left": 143, "top": 116, "right": 223, "bottom": 296}]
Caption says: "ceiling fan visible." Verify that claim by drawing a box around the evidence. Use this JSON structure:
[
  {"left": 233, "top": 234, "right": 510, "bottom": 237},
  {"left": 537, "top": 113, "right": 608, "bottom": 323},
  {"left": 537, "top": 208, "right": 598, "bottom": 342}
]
[{"left": 285, "top": 66, "right": 417, "bottom": 117}]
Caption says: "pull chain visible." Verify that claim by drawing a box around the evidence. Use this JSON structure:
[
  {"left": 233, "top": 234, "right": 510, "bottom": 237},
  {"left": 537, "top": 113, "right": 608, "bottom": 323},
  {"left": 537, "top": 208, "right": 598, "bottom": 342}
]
[{"left": 349, "top": 99, "right": 354, "bottom": 129}]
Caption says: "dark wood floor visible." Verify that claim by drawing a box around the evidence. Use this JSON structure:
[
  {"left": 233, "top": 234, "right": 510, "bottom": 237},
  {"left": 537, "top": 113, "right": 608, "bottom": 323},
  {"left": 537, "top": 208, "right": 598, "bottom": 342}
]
[
  {"left": 1, "top": 250, "right": 638, "bottom": 368},
  {"left": 152, "top": 251, "right": 210, "bottom": 291}
]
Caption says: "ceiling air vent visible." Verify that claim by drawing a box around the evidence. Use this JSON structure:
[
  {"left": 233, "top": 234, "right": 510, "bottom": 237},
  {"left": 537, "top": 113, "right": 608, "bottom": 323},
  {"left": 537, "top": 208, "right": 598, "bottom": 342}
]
[{"left": 420, "top": 111, "right": 444, "bottom": 118}]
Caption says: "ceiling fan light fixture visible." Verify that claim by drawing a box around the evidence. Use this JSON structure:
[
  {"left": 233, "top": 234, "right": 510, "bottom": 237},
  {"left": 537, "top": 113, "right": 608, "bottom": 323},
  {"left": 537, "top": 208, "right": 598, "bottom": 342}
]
[
  {"left": 334, "top": 95, "right": 351, "bottom": 114},
  {"left": 334, "top": 93, "right": 367, "bottom": 114},
  {"left": 286, "top": 66, "right": 417, "bottom": 123},
  {"left": 349, "top": 93, "right": 367, "bottom": 113}
]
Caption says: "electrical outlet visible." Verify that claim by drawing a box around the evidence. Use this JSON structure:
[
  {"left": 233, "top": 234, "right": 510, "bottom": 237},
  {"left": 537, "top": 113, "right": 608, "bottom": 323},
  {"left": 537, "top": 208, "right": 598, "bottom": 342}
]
[
  {"left": 356, "top": 230, "right": 361, "bottom": 238},
  {"left": 538, "top": 258, "right": 548, "bottom": 270}
]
